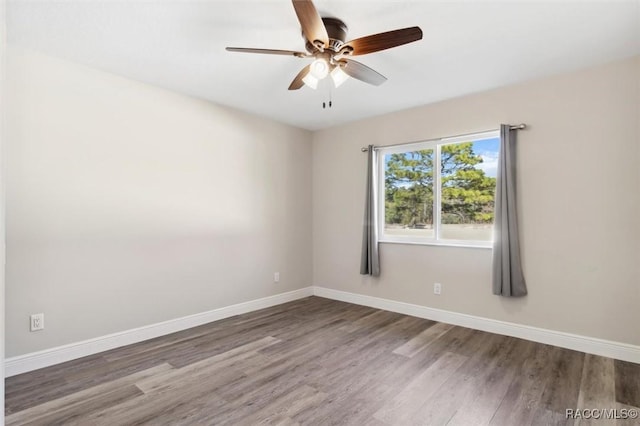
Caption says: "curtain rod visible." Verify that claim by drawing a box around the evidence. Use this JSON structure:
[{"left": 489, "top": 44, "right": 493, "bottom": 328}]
[{"left": 360, "top": 123, "right": 527, "bottom": 152}]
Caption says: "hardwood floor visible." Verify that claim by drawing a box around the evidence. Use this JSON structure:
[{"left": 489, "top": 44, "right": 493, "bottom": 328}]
[{"left": 5, "top": 296, "right": 640, "bottom": 425}]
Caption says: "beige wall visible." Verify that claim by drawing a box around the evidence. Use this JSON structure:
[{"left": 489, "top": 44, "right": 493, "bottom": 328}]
[
  {"left": 5, "top": 47, "right": 639, "bottom": 362},
  {"left": 313, "top": 56, "right": 640, "bottom": 345},
  {"left": 1, "top": 0, "right": 7, "bottom": 418},
  {"left": 6, "top": 48, "right": 313, "bottom": 357}
]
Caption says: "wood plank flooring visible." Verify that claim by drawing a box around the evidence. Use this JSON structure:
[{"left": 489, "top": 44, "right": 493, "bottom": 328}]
[{"left": 5, "top": 296, "right": 640, "bottom": 425}]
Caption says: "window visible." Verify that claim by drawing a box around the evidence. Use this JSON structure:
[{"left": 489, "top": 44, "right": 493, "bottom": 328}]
[{"left": 379, "top": 130, "right": 499, "bottom": 247}]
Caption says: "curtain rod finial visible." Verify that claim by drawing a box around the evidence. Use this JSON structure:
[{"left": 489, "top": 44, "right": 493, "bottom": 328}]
[{"left": 361, "top": 147, "right": 369, "bottom": 152}]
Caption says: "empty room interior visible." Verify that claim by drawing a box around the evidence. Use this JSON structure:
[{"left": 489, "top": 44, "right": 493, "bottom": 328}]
[{"left": 1, "top": 0, "right": 640, "bottom": 425}]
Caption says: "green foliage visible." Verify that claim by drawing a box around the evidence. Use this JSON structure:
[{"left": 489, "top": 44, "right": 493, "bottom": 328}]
[
  {"left": 385, "top": 143, "right": 497, "bottom": 227},
  {"left": 385, "top": 150, "right": 434, "bottom": 226}
]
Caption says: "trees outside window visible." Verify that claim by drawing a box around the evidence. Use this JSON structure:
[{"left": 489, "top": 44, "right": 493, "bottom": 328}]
[{"left": 380, "top": 131, "right": 499, "bottom": 245}]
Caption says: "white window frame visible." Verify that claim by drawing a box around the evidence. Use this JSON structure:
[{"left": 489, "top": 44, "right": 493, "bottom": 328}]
[{"left": 377, "top": 130, "right": 499, "bottom": 248}]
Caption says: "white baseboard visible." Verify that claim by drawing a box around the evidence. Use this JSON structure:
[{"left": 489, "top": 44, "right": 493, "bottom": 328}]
[
  {"left": 5, "top": 287, "right": 314, "bottom": 377},
  {"left": 6, "top": 284, "right": 638, "bottom": 377},
  {"left": 312, "top": 286, "right": 640, "bottom": 364}
]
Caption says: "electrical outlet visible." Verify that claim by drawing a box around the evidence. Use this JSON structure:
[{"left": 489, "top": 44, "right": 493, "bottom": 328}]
[
  {"left": 274, "top": 272, "right": 280, "bottom": 283},
  {"left": 30, "top": 313, "right": 44, "bottom": 331},
  {"left": 433, "top": 283, "right": 442, "bottom": 295}
]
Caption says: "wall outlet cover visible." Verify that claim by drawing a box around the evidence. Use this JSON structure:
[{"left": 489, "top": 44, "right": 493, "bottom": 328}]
[{"left": 30, "top": 313, "right": 45, "bottom": 331}]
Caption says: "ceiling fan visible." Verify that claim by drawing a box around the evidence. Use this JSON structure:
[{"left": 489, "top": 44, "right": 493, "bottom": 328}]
[{"left": 226, "top": 0, "right": 423, "bottom": 90}]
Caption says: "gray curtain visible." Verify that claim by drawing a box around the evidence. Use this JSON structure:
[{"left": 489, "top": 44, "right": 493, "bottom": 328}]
[
  {"left": 492, "top": 125, "right": 527, "bottom": 296},
  {"left": 360, "top": 145, "right": 380, "bottom": 276}
]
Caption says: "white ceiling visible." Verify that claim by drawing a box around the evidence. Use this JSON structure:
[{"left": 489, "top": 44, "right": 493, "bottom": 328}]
[{"left": 7, "top": 1, "right": 640, "bottom": 131}]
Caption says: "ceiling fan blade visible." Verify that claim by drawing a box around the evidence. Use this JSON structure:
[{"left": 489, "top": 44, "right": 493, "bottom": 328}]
[
  {"left": 340, "top": 59, "right": 387, "bottom": 86},
  {"left": 226, "top": 47, "right": 307, "bottom": 57},
  {"left": 292, "top": 0, "right": 329, "bottom": 49},
  {"left": 288, "top": 64, "right": 312, "bottom": 90},
  {"left": 343, "top": 26, "right": 423, "bottom": 56}
]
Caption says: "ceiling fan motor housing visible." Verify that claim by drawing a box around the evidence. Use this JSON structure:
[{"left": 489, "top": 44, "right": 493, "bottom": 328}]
[{"left": 304, "top": 17, "right": 348, "bottom": 53}]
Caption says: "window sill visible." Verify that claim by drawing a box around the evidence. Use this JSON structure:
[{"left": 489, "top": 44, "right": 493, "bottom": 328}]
[{"left": 379, "top": 239, "right": 493, "bottom": 249}]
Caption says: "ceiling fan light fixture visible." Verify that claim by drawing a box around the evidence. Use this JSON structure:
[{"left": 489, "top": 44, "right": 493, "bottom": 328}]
[
  {"left": 302, "top": 73, "right": 319, "bottom": 89},
  {"left": 226, "top": 0, "right": 423, "bottom": 91},
  {"left": 309, "top": 58, "right": 329, "bottom": 79},
  {"left": 330, "top": 66, "right": 349, "bottom": 88}
]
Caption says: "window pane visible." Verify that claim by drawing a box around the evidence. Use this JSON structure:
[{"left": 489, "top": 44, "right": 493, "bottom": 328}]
[
  {"left": 440, "top": 138, "right": 499, "bottom": 241},
  {"left": 384, "top": 149, "right": 434, "bottom": 239}
]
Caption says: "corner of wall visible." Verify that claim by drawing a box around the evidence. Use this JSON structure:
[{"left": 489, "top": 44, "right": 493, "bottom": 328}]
[{"left": 1, "top": 0, "right": 7, "bottom": 420}]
